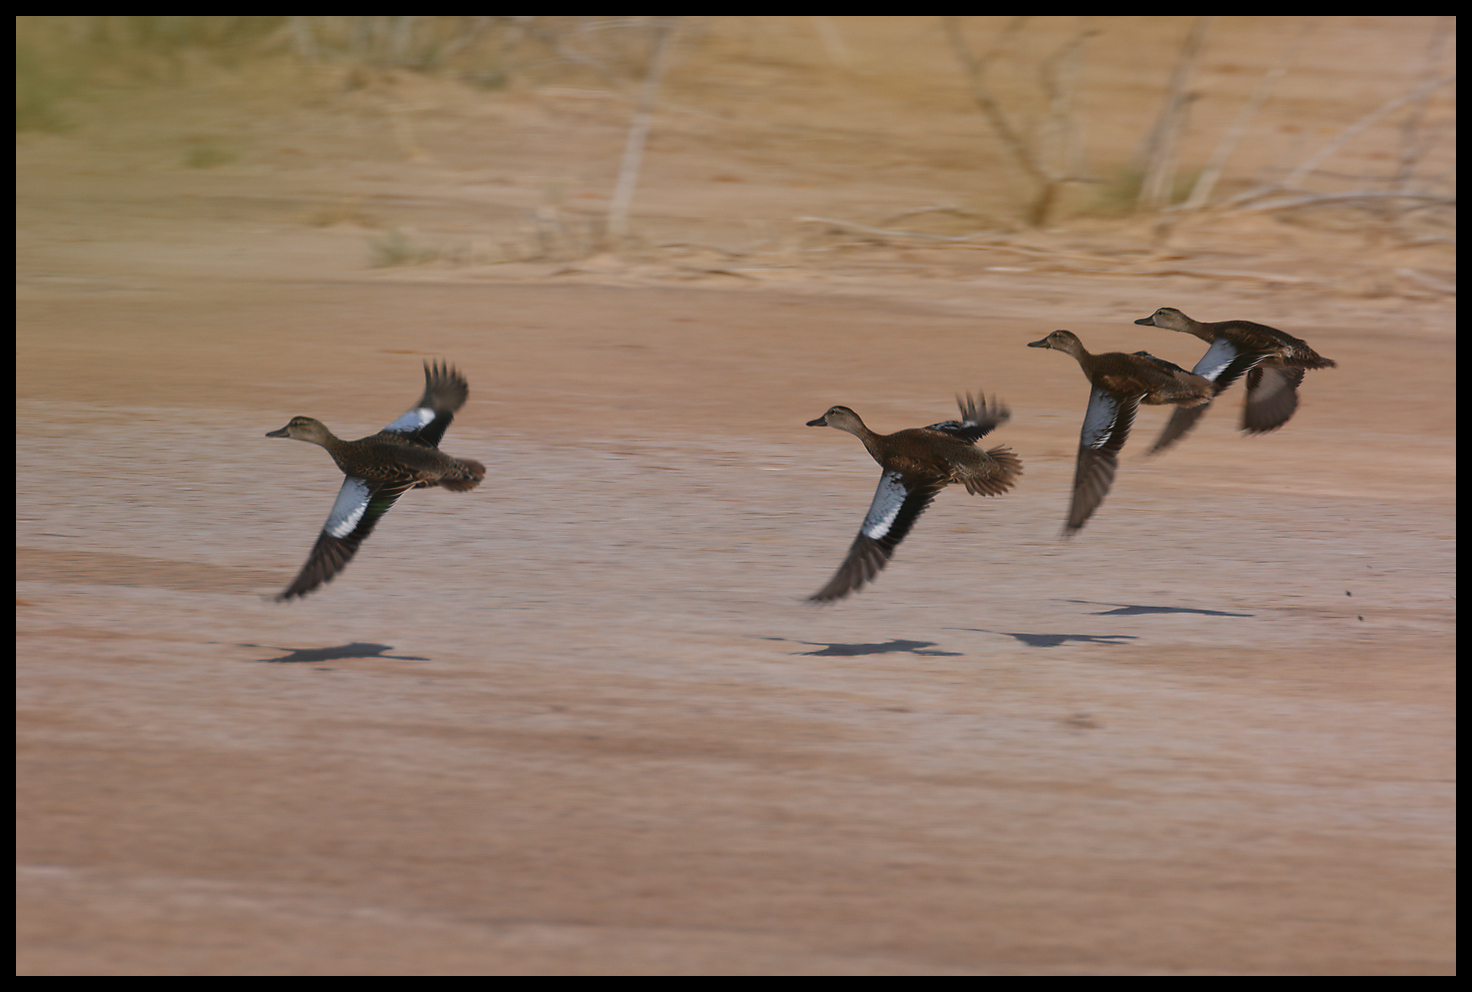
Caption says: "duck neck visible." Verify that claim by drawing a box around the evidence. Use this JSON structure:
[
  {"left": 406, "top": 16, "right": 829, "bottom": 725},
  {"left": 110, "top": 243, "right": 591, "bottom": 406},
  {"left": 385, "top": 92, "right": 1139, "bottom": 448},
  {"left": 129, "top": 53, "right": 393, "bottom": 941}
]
[
  {"left": 313, "top": 427, "right": 351, "bottom": 459},
  {"left": 1179, "top": 317, "right": 1215, "bottom": 343},
  {"left": 1067, "top": 345, "right": 1096, "bottom": 376},
  {"left": 846, "top": 424, "right": 887, "bottom": 464}
]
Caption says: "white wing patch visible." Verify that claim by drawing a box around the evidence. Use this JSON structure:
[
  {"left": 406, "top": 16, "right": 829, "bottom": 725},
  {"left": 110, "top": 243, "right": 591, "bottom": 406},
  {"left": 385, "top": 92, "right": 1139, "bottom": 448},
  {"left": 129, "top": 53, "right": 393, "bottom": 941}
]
[
  {"left": 324, "top": 476, "right": 373, "bottom": 538},
  {"left": 860, "top": 471, "right": 909, "bottom": 540},
  {"left": 382, "top": 407, "right": 434, "bottom": 435}
]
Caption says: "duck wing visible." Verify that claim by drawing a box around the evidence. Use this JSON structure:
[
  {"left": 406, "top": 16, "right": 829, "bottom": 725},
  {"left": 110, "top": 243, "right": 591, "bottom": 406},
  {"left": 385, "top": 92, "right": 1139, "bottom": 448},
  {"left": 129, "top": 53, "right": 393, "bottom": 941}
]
[
  {"left": 1066, "top": 387, "right": 1140, "bottom": 536},
  {"left": 810, "top": 470, "right": 946, "bottom": 602},
  {"left": 925, "top": 393, "right": 1011, "bottom": 443},
  {"left": 379, "top": 360, "right": 470, "bottom": 449},
  {"left": 1147, "top": 404, "right": 1209, "bottom": 455},
  {"left": 1191, "top": 337, "right": 1270, "bottom": 395},
  {"left": 276, "top": 474, "right": 417, "bottom": 601},
  {"left": 1145, "top": 340, "right": 1235, "bottom": 454},
  {"left": 1241, "top": 365, "right": 1305, "bottom": 434}
]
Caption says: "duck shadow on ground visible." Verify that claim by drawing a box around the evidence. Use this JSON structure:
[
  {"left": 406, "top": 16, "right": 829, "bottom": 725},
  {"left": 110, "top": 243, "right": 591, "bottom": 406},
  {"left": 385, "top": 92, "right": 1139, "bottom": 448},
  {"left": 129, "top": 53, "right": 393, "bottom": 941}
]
[
  {"left": 1060, "top": 599, "right": 1254, "bottom": 617},
  {"left": 947, "top": 599, "right": 1252, "bottom": 648},
  {"left": 237, "top": 641, "right": 431, "bottom": 664},
  {"left": 767, "top": 637, "right": 964, "bottom": 658},
  {"left": 953, "top": 630, "right": 1140, "bottom": 648}
]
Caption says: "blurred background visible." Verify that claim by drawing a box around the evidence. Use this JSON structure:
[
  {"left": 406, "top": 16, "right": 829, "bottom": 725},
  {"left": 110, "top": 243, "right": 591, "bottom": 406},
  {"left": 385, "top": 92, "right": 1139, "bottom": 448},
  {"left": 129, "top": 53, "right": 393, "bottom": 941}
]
[{"left": 15, "top": 15, "right": 1455, "bottom": 287}]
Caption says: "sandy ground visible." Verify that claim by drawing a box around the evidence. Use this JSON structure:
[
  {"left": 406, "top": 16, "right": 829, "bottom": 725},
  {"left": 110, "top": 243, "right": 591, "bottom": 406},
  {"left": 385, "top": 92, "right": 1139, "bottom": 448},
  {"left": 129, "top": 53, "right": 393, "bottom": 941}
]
[{"left": 17, "top": 17, "right": 1455, "bottom": 974}]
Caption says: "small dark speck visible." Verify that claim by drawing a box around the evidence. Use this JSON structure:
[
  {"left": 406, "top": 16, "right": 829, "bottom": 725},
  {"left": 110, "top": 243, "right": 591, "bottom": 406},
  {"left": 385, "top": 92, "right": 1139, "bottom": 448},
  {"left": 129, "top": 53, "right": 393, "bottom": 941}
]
[
  {"left": 1346, "top": 590, "right": 1352, "bottom": 596},
  {"left": 1358, "top": 615, "right": 1364, "bottom": 621}
]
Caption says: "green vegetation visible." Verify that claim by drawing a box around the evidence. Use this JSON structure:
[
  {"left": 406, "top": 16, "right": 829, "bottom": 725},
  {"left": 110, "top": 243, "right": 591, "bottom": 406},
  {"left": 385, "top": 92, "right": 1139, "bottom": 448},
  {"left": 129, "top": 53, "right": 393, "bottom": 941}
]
[{"left": 15, "top": 41, "right": 79, "bottom": 132}]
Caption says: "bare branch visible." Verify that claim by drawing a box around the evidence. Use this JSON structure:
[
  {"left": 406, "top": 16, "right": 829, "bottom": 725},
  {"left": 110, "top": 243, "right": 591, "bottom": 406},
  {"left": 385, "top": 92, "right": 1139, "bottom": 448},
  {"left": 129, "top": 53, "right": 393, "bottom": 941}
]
[
  {"left": 1180, "top": 17, "right": 1316, "bottom": 210},
  {"left": 943, "top": 16, "right": 1095, "bottom": 226},
  {"left": 1221, "top": 191, "right": 1456, "bottom": 216},
  {"left": 1038, "top": 19, "right": 1097, "bottom": 185},
  {"left": 605, "top": 18, "right": 679, "bottom": 243},
  {"left": 1281, "top": 73, "right": 1456, "bottom": 190},
  {"left": 943, "top": 17, "right": 1045, "bottom": 186},
  {"left": 1393, "top": 15, "right": 1455, "bottom": 192},
  {"left": 1137, "top": 16, "right": 1212, "bottom": 211}
]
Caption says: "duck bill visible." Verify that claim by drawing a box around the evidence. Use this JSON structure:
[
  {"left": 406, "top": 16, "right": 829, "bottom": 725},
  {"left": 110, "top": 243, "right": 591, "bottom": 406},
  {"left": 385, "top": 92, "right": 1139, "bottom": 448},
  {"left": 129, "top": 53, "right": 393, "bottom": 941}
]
[
  {"left": 265, "top": 425, "right": 291, "bottom": 437},
  {"left": 1026, "top": 337, "right": 1052, "bottom": 349},
  {"left": 1133, "top": 316, "right": 1157, "bottom": 326},
  {"left": 805, "top": 416, "right": 829, "bottom": 427}
]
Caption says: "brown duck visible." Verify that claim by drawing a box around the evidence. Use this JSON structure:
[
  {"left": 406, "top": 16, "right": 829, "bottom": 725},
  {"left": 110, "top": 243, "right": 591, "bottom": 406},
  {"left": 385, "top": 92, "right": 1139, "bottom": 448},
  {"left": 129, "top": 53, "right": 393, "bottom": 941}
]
[
  {"left": 806, "top": 393, "right": 1021, "bottom": 601},
  {"left": 1134, "top": 307, "right": 1337, "bottom": 453},
  {"left": 1028, "top": 329, "right": 1210, "bottom": 536},
  {"left": 266, "top": 360, "right": 485, "bottom": 601}
]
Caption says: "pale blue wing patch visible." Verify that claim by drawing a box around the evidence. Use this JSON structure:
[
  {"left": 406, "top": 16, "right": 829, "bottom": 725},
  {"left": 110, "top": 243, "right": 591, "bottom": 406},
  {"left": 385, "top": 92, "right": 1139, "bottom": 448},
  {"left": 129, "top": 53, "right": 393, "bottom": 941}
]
[
  {"left": 1081, "top": 387, "right": 1122, "bottom": 451},
  {"left": 382, "top": 406, "right": 435, "bottom": 435},
  {"left": 1190, "top": 337, "right": 1241, "bottom": 382},
  {"left": 324, "top": 476, "right": 373, "bottom": 538},
  {"left": 860, "top": 471, "right": 909, "bottom": 540}
]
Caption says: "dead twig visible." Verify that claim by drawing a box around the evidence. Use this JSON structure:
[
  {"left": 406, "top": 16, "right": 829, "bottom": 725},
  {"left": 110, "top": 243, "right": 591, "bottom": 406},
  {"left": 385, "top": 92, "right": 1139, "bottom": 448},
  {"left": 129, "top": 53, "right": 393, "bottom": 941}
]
[
  {"left": 1221, "top": 191, "right": 1456, "bottom": 217},
  {"left": 877, "top": 205, "right": 996, "bottom": 228},
  {"left": 1393, "top": 16, "right": 1454, "bottom": 194},
  {"left": 1137, "top": 16, "right": 1212, "bottom": 211},
  {"left": 654, "top": 241, "right": 750, "bottom": 258},
  {"left": 798, "top": 216, "right": 1146, "bottom": 265},
  {"left": 797, "top": 215, "right": 1003, "bottom": 244},
  {"left": 1278, "top": 73, "right": 1456, "bottom": 192},
  {"left": 1180, "top": 17, "right": 1316, "bottom": 211},
  {"left": 1394, "top": 268, "right": 1455, "bottom": 295},
  {"left": 605, "top": 18, "right": 679, "bottom": 243},
  {"left": 1038, "top": 19, "right": 1097, "bottom": 186},
  {"left": 943, "top": 16, "right": 1095, "bottom": 227}
]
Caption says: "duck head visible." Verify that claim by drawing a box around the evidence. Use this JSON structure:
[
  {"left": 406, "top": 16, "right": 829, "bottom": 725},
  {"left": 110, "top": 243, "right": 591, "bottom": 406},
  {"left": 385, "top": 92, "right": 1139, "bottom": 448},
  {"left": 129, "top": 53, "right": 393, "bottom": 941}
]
[
  {"left": 1134, "top": 307, "right": 1191, "bottom": 331},
  {"left": 266, "top": 416, "right": 333, "bottom": 444},
  {"left": 806, "top": 405, "right": 867, "bottom": 434},
  {"left": 1027, "top": 329, "right": 1085, "bottom": 355}
]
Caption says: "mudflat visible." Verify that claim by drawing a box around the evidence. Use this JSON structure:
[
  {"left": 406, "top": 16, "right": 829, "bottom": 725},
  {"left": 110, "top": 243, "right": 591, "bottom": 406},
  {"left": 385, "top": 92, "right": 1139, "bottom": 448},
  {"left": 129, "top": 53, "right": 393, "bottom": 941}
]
[{"left": 17, "top": 17, "right": 1454, "bottom": 974}]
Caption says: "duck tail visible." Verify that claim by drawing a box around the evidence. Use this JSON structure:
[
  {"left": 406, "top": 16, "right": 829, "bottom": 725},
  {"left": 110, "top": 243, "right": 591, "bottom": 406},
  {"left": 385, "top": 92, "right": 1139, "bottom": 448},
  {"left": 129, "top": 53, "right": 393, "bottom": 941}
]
[
  {"left": 961, "top": 445, "right": 1023, "bottom": 496},
  {"left": 440, "top": 458, "right": 486, "bottom": 491}
]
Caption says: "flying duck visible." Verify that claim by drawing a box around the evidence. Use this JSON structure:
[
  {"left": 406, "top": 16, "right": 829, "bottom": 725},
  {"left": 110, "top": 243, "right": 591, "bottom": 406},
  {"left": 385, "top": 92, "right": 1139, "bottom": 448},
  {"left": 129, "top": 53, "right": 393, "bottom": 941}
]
[
  {"left": 806, "top": 393, "right": 1021, "bottom": 601},
  {"left": 1028, "top": 329, "right": 1210, "bottom": 536},
  {"left": 1134, "top": 307, "right": 1338, "bottom": 453},
  {"left": 266, "top": 360, "right": 485, "bottom": 601}
]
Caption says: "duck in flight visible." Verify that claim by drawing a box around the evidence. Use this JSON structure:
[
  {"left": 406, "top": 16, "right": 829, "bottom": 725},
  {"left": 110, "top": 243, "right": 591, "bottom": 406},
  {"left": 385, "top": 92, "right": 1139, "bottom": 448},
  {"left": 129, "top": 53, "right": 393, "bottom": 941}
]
[
  {"left": 1028, "top": 330, "right": 1210, "bottom": 536},
  {"left": 266, "top": 361, "right": 485, "bottom": 601},
  {"left": 805, "top": 393, "right": 1021, "bottom": 602},
  {"left": 1133, "top": 307, "right": 1338, "bottom": 454}
]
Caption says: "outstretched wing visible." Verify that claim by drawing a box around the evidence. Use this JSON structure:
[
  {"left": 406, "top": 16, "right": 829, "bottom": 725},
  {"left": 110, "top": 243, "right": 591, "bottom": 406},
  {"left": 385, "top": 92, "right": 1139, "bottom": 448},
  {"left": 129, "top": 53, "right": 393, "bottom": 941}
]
[
  {"left": 925, "top": 393, "right": 1011, "bottom": 443},
  {"left": 1065, "top": 387, "right": 1140, "bottom": 537},
  {"left": 810, "top": 471, "right": 946, "bottom": 602},
  {"left": 1241, "top": 365, "right": 1304, "bottom": 434},
  {"left": 1148, "top": 339, "right": 1273, "bottom": 454},
  {"left": 276, "top": 474, "right": 417, "bottom": 601},
  {"left": 381, "top": 360, "right": 470, "bottom": 449},
  {"left": 1190, "top": 337, "right": 1268, "bottom": 394}
]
